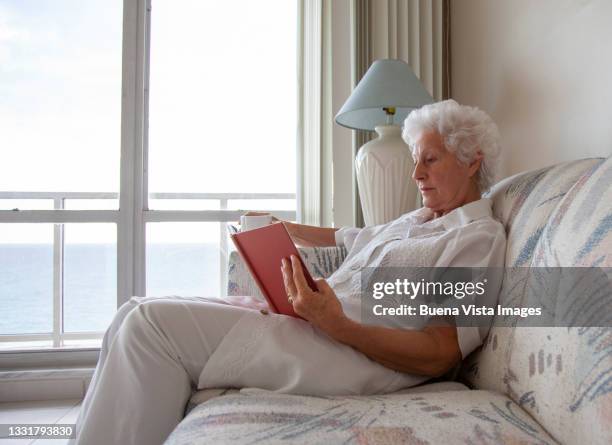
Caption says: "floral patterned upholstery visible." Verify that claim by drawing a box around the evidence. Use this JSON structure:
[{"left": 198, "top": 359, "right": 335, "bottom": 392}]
[
  {"left": 166, "top": 157, "right": 611, "bottom": 444},
  {"left": 459, "top": 158, "right": 602, "bottom": 394},
  {"left": 168, "top": 386, "right": 556, "bottom": 445},
  {"left": 498, "top": 157, "right": 612, "bottom": 444}
]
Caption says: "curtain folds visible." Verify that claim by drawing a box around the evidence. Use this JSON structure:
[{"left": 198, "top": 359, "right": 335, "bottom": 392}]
[{"left": 297, "top": 0, "right": 449, "bottom": 227}]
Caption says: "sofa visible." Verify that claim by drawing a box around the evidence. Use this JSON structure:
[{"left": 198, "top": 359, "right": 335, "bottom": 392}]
[{"left": 164, "top": 157, "right": 611, "bottom": 444}]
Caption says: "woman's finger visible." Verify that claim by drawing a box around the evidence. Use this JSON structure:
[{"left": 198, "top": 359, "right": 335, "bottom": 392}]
[
  {"left": 290, "top": 255, "right": 310, "bottom": 295},
  {"left": 282, "top": 258, "right": 297, "bottom": 297}
]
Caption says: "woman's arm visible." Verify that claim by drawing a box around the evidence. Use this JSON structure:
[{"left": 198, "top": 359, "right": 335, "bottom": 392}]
[
  {"left": 282, "top": 255, "right": 462, "bottom": 378},
  {"left": 324, "top": 318, "right": 462, "bottom": 377}
]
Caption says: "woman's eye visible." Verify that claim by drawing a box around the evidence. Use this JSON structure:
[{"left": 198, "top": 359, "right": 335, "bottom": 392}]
[{"left": 426, "top": 157, "right": 436, "bottom": 163}]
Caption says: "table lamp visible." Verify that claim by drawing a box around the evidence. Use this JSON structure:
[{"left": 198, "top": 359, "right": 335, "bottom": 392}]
[{"left": 335, "top": 59, "right": 433, "bottom": 226}]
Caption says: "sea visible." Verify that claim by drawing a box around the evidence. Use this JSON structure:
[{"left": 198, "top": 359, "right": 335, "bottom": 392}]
[{"left": 0, "top": 243, "right": 223, "bottom": 336}]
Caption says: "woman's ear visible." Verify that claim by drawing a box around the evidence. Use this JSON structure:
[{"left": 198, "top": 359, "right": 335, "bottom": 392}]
[{"left": 468, "top": 151, "right": 483, "bottom": 177}]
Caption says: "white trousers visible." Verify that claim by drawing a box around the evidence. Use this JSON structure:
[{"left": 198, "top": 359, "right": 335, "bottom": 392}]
[
  {"left": 72, "top": 295, "right": 422, "bottom": 445},
  {"left": 73, "top": 296, "right": 250, "bottom": 445}
]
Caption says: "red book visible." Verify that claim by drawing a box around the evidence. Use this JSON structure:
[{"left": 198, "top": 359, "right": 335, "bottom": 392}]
[{"left": 230, "top": 223, "right": 318, "bottom": 319}]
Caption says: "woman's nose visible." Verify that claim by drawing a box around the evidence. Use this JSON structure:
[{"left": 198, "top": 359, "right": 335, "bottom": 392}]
[{"left": 412, "top": 162, "right": 425, "bottom": 181}]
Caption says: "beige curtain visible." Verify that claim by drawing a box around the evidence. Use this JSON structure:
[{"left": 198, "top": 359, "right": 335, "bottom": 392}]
[
  {"left": 297, "top": 0, "right": 325, "bottom": 226},
  {"left": 297, "top": 0, "right": 450, "bottom": 227}
]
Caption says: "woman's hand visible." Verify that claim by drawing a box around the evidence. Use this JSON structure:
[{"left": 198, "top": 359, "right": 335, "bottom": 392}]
[
  {"left": 281, "top": 254, "right": 347, "bottom": 332},
  {"left": 281, "top": 256, "right": 461, "bottom": 377}
]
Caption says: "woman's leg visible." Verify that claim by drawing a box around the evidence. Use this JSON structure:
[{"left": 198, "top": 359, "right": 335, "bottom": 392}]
[{"left": 74, "top": 296, "right": 250, "bottom": 445}]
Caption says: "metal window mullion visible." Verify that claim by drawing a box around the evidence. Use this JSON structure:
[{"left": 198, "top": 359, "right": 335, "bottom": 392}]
[
  {"left": 1, "top": 332, "right": 104, "bottom": 343},
  {"left": 52, "top": 198, "right": 64, "bottom": 348},
  {"left": 0, "top": 333, "right": 54, "bottom": 342},
  {"left": 0, "top": 210, "right": 119, "bottom": 223},
  {"left": 59, "top": 332, "right": 104, "bottom": 340},
  {"left": 143, "top": 210, "right": 296, "bottom": 222},
  {"left": 219, "top": 199, "right": 228, "bottom": 297},
  {"left": 118, "top": 0, "right": 149, "bottom": 307},
  {"left": 0, "top": 192, "right": 295, "bottom": 200}
]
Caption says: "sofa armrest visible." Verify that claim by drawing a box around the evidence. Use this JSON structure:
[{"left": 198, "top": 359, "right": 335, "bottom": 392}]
[{"left": 227, "top": 246, "right": 348, "bottom": 298}]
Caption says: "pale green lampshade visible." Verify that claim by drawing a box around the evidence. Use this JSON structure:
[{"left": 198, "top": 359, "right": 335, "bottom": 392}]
[{"left": 335, "top": 59, "right": 433, "bottom": 131}]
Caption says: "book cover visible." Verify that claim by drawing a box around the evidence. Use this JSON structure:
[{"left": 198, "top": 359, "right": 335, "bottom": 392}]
[{"left": 230, "top": 223, "right": 318, "bottom": 319}]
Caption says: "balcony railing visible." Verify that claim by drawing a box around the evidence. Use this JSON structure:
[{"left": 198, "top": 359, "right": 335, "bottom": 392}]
[{"left": 0, "top": 191, "right": 296, "bottom": 350}]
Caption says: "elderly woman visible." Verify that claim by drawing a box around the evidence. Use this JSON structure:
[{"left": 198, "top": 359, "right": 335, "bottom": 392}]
[{"left": 74, "top": 99, "right": 506, "bottom": 445}]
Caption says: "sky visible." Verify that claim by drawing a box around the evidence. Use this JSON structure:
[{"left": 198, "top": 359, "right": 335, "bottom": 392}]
[{"left": 0, "top": 0, "right": 298, "bottom": 243}]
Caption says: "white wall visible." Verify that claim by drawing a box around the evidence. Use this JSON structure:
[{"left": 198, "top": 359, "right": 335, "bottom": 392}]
[{"left": 451, "top": 0, "right": 612, "bottom": 179}]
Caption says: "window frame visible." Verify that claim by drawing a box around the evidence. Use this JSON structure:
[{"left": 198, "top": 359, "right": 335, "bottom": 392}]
[{"left": 0, "top": 0, "right": 296, "bottom": 368}]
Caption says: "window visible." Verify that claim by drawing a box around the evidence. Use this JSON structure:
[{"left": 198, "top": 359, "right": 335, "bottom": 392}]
[
  {"left": 0, "top": 0, "right": 122, "bottom": 352},
  {"left": 0, "top": 0, "right": 298, "bottom": 359},
  {"left": 0, "top": 1, "right": 122, "bottom": 206},
  {"left": 146, "top": 0, "right": 298, "bottom": 297}
]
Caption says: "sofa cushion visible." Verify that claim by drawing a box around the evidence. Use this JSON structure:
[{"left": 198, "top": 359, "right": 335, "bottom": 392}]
[
  {"left": 499, "top": 156, "right": 612, "bottom": 445},
  {"left": 460, "top": 158, "right": 601, "bottom": 394},
  {"left": 227, "top": 246, "right": 348, "bottom": 299},
  {"left": 167, "top": 388, "right": 556, "bottom": 445},
  {"left": 185, "top": 381, "right": 470, "bottom": 416}
]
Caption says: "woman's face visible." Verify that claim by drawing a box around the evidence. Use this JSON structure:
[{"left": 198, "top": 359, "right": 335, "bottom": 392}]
[{"left": 411, "top": 131, "right": 482, "bottom": 215}]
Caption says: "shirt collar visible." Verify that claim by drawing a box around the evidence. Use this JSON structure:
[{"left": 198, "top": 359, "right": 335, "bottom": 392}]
[{"left": 416, "top": 198, "right": 493, "bottom": 230}]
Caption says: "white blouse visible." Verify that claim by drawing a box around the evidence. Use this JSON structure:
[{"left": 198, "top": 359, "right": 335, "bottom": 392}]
[
  {"left": 197, "top": 198, "right": 506, "bottom": 396},
  {"left": 331, "top": 197, "right": 507, "bottom": 359}
]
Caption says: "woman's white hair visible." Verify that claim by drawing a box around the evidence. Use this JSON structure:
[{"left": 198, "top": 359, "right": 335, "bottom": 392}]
[{"left": 402, "top": 99, "right": 501, "bottom": 193}]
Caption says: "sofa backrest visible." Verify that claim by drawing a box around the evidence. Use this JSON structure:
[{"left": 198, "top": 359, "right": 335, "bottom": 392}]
[
  {"left": 460, "top": 158, "right": 601, "bottom": 390},
  {"left": 460, "top": 156, "right": 612, "bottom": 444},
  {"left": 504, "top": 156, "right": 612, "bottom": 444}
]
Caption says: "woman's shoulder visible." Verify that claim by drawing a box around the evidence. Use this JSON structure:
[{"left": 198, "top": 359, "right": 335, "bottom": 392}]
[
  {"left": 451, "top": 216, "right": 507, "bottom": 256},
  {"left": 438, "top": 216, "right": 507, "bottom": 268},
  {"left": 466, "top": 214, "right": 506, "bottom": 238},
  {"left": 466, "top": 211, "right": 504, "bottom": 228},
  {"left": 437, "top": 198, "right": 504, "bottom": 236}
]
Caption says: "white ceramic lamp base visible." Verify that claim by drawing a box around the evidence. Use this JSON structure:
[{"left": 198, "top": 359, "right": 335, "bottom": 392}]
[{"left": 355, "top": 125, "right": 419, "bottom": 226}]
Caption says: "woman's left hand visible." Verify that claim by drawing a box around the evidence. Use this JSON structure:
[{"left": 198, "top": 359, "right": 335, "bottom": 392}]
[{"left": 281, "top": 255, "right": 346, "bottom": 333}]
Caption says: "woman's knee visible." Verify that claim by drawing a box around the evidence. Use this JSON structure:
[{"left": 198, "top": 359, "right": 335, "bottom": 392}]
[
  {"left": 116, "top": 304, "right": 157, "bottom": 351},
  {"left": 100, "top": 297, "right": 142, "bottom": 347},
  {"left": 120, "top": 299, "right": 173, "bottom": 338},
  {"left": 117, "top": 299, "right": 188, "bottom": 362},
  {"left": 113, "top": 297, "right": 164, "bottom": 330}
]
